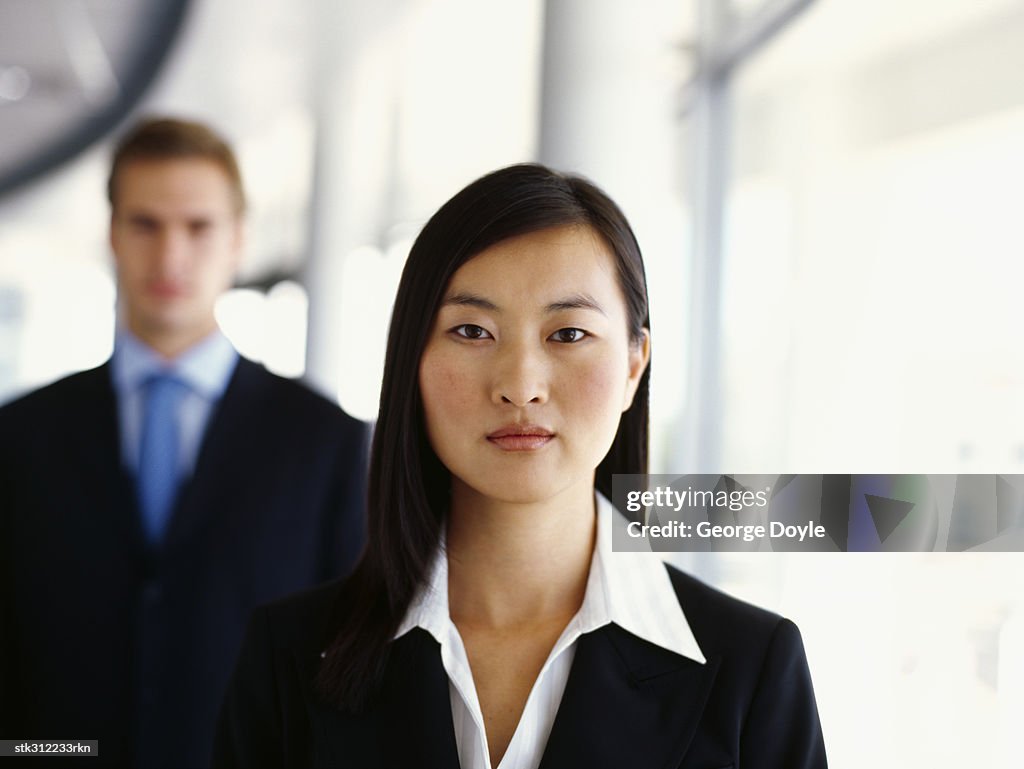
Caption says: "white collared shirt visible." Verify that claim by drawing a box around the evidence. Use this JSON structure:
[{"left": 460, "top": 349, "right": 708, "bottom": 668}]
[
  {"left": 394, "top": 493, "right": 706, "bottom": 769},
  {"left": 109, "top": 328, "right": 238, "bottom": 476}
]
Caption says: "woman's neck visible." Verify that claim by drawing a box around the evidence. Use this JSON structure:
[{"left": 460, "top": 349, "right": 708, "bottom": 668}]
[{"left": 445, "top": 478, "right": 597, "bottom": 630}]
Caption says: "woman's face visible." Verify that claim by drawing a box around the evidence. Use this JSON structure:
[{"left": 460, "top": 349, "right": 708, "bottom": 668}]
[{"left": 418, "top": 224, "right": 650, "bottom": 507}]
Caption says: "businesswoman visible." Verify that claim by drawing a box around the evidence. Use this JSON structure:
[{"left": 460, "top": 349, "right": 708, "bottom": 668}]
[{"left": 213, "top": 164, "right": 827, "bottom": 769}]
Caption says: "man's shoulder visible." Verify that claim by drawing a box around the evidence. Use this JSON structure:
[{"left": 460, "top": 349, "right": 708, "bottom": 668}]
[
  {"left": 233, "top": 358, "right": 364, "bottom": 431},
  {"left": 0, "top": 364, "right": 110, "bottom": 422}
]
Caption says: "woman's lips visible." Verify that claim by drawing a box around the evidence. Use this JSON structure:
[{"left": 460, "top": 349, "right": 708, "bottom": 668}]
[
  {"left": 486, "top": 425, "right": 555, "bottom": 452},
  {"left": 147, "top": 282, "right": 188, "bottom": 299}
]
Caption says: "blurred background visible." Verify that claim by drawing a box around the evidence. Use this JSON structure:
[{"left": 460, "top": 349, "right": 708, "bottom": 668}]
[{"left": 1, "top": 0, "right": 1022, "bottom": 765}]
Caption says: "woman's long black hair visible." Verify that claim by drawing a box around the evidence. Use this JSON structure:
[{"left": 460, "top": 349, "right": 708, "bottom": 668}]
[{"left": 316, "top": 163, "right": 651, "bottom": 710}]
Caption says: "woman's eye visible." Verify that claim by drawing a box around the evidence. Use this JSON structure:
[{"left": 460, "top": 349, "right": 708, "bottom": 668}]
[
  {"left": 550, "top": 327, "right": 587, "bottom": 344},
  {"left": 452, "top": 324, "right": 492, "bottom": 340}
]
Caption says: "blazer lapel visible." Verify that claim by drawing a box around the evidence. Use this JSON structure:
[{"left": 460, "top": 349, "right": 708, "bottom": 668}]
[
  {"left": 73, "top": 364, "right": 145, "bottom": 550},
  {"left": 162, "top": 357, "right": 263, "bottom": 550},
  {"left": 539, "top": 623, "right": 719, "bottom": 769},
  {"left": 314, "top": 629, "right": 462, "bottom": 768},
  {"left": 378, "top": 629, "right": 462, "bottom": 767}
]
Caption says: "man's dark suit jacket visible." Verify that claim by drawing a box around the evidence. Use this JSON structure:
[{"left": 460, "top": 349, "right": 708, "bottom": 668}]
[
  {"left": 0, "top": 358, "right": 369, "bottom": 768},
  {"left": 213, "top": 565, "right": 827, "bottom": 769}
]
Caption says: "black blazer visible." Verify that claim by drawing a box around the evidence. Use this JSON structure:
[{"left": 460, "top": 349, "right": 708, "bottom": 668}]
[
  {"left": 213, "top": 565, "right": 827, "bottom": 768},
  {"left": 0, "top": 359, "right": 369, "bottom": 768}
]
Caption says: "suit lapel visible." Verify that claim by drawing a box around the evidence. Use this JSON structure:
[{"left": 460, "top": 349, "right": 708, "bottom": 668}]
[
  {"left": 162, "top": 357, "right": 264, "bottom": 549},
  {"left": 539, "top": 623, "right": 719, "bottom": 769},
  {"left": 377, "top": 630, "right": 462, "bottom": 767},
  {"left": 73, "top": 364, "right": 145, "bottom": 550},
  {"left": 314, "top": 629, "right": 462, "bottom": 768}
]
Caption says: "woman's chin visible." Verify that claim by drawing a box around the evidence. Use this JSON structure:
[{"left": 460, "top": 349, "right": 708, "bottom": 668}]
[{"left": 453, "top": 473, "right": 588, "bottom": 508}]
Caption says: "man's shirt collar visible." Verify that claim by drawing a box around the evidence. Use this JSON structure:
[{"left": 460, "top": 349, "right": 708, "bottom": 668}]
[{"left": 111, "top": 327, "right": 238, "bottom": 399}]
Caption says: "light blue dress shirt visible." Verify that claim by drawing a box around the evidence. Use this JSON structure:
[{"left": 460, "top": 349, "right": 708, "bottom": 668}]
[{"left": 109, "top": 328, "right": 239, "bottom": 477}]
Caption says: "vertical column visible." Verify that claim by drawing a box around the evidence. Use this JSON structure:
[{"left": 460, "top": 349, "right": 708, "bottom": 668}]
[
  {"left": 538, "top": 0, "right": 691, "bottom": 472},
  {"left": 675, "top": 0, "right": 731, "bottom": 473},
  {"left": 539, "top": 0, "right": 682, "bottom": 200},
  {"left": 300, "top": 0, "right": 401, "bottom": 401}
]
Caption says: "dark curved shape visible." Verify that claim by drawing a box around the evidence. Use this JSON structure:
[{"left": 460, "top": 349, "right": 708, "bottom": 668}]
[{"left": 0, "top": 0, "right": 192, "bottom": 201}]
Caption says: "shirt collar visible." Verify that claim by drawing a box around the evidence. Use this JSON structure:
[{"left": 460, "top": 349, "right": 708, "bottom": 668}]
[
  {"left": 111, "top": 327, "right": 238, "bottom": 400},
  {"left": 589, "top": 492, "right": 706, "bottom": 663},
  {"left": 395, "top": 493, "right": 706, "bottom": 665},
  {"left": 395, "top": 529, "right": 453, "bottom": 644}
]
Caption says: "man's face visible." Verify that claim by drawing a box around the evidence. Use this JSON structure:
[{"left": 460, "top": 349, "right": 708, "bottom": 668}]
[{"left": 109, "top": 158, "right": 243, "bottom": 353}]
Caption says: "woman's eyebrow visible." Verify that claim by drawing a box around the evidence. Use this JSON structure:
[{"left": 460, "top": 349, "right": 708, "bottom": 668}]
[
  {"left": 442, "top": 291, "right": 499, "bottom": 311},
  {"left": 545, "top": 293, "right": 607, "bottom": 316}
]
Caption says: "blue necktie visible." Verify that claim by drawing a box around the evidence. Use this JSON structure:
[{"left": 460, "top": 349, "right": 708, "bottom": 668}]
[{"left": 138, "top": 374, "right": 187, "bottom": 545}]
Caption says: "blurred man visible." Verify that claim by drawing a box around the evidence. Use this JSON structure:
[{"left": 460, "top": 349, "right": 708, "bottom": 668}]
[{"left": 0, "top": 118, "right": 368, "bottom": 768}]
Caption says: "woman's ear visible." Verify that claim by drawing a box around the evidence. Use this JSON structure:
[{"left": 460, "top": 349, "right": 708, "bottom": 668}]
[{"left": 622, "top": 328, "right": 651, "bottom": 412}]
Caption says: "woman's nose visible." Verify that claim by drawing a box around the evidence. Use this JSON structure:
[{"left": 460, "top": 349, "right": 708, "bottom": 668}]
[{"left": 491, "top": 342, "right": 549, "bottom": 407}]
